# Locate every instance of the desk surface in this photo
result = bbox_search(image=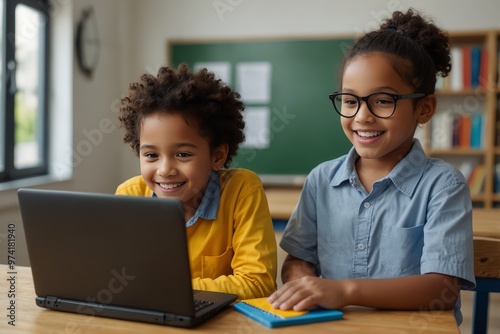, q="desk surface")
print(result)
[0,266,459,333]
[471,209,500,238]
[265,187,301,220]
[265,188,500,238]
